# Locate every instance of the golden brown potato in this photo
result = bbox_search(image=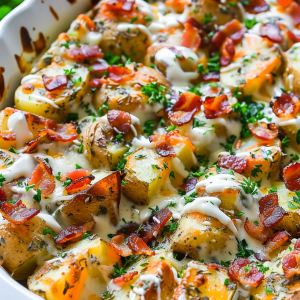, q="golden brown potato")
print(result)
[92,63,170,116]
[0,216,48,280]
[57,171,121,226]
[122,148,171,205]
[170,213,236,260]
[83,116,141,170]
[173,262,236,300]
[28,236,120,300]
